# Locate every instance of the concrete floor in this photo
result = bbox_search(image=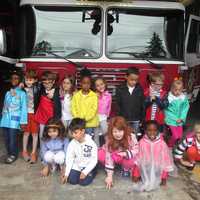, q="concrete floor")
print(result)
[1,103,200,200]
